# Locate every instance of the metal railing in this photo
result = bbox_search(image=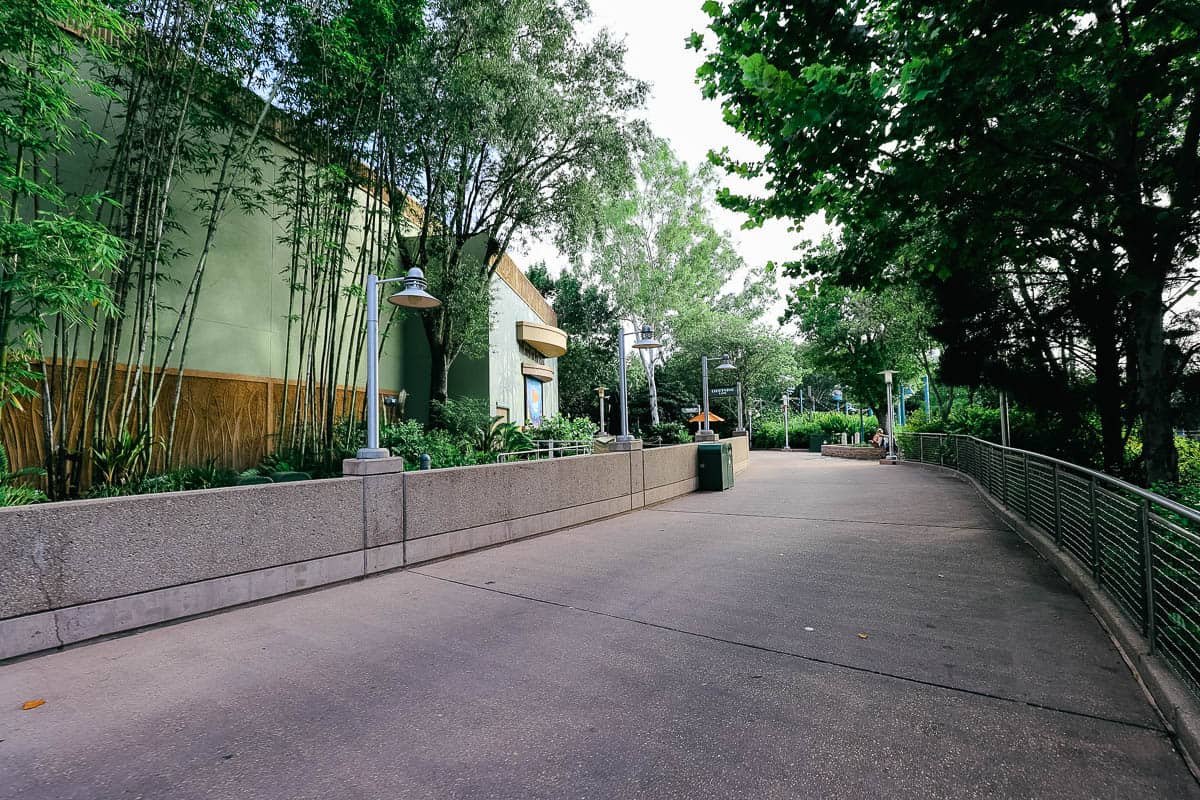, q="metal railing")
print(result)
[896,431,1200,699]
[497,439,593,463]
